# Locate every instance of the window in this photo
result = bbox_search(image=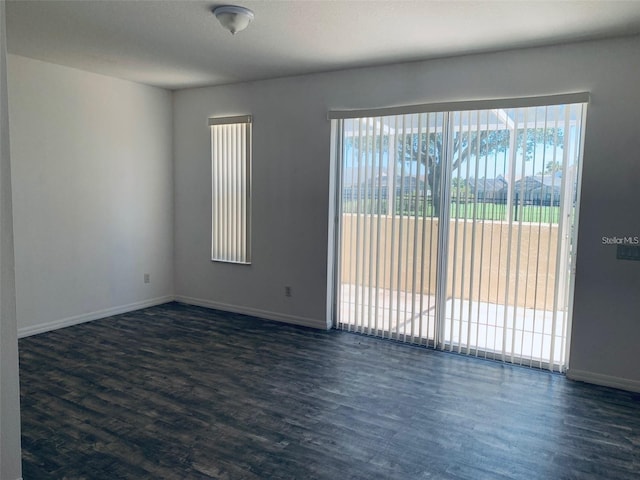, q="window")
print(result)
[209,115,252,264]
[330,94,588,372]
